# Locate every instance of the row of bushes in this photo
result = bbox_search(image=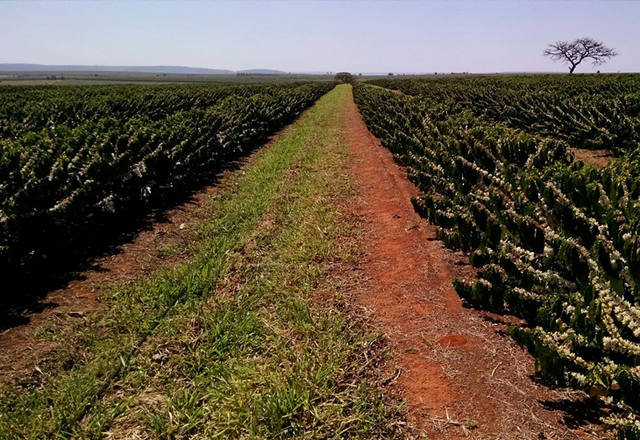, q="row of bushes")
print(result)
[0,82,334,294]
[354,80,640,439]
